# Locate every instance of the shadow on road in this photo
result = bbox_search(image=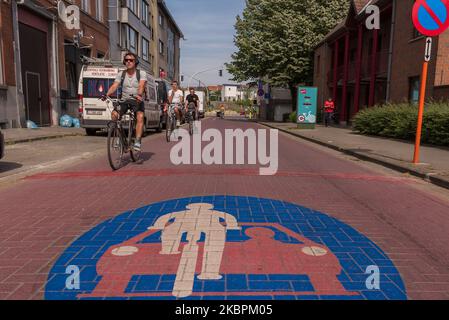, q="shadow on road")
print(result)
[123,152,155,167]
[0,161,23,174]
